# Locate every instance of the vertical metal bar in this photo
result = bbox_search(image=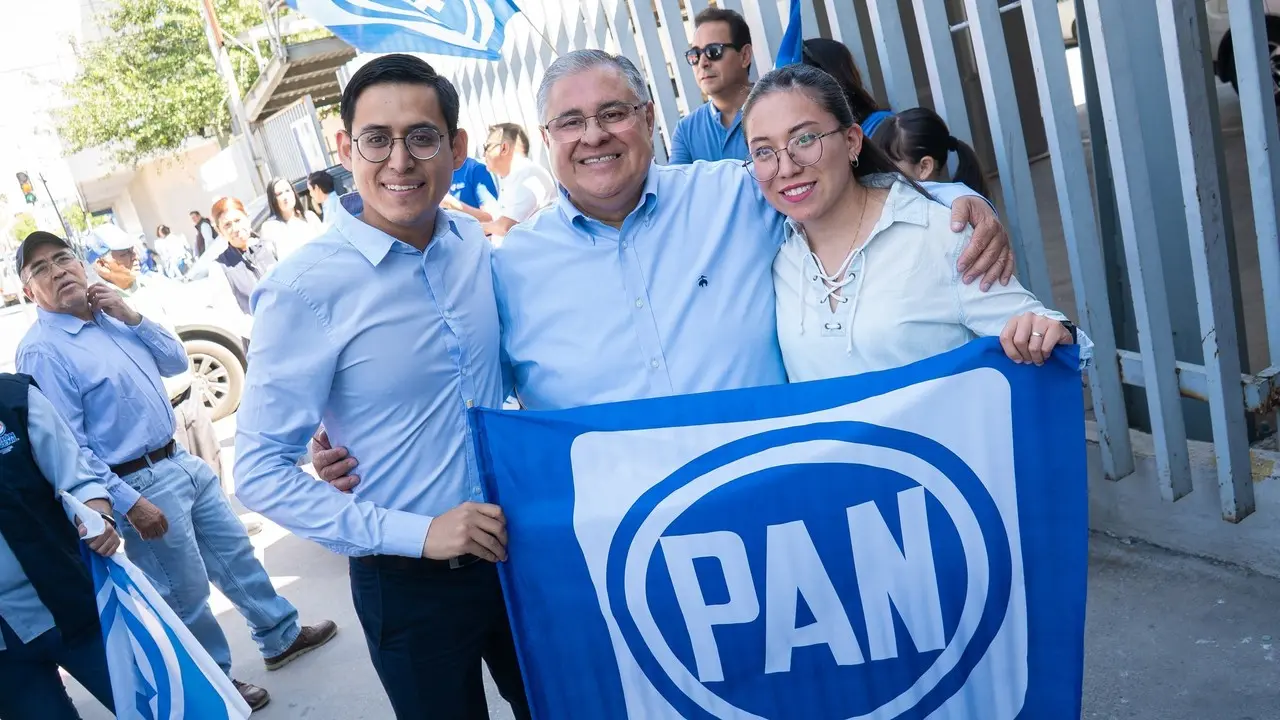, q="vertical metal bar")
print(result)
[1022,0,1134,481]
[823,0,875,96]
[740,0,785,70]
[800,0,820,38]
[912,0,973,145]
[1080,0,1193,502]
[1228,0,1280,362]
[654,0,702,113]
[617,0,683,151]
[1158,0,1253,521]
[961,0,1054,302]
[865,0,920,110]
